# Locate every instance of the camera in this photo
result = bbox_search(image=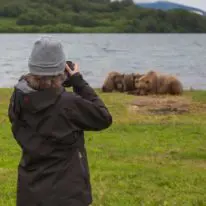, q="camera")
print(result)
[66,61,75,71]
[62,60,75,87]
